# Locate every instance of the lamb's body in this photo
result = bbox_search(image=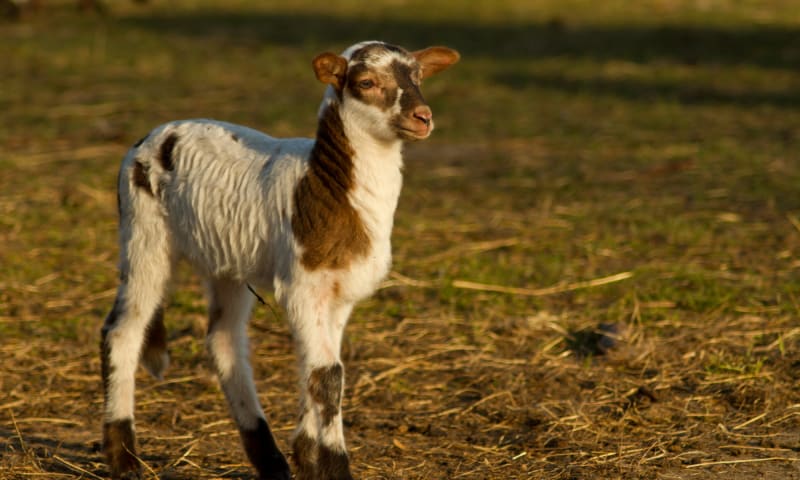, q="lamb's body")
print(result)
[100,41,458,480]
[123,119,398,299]
[130,120,311,283]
